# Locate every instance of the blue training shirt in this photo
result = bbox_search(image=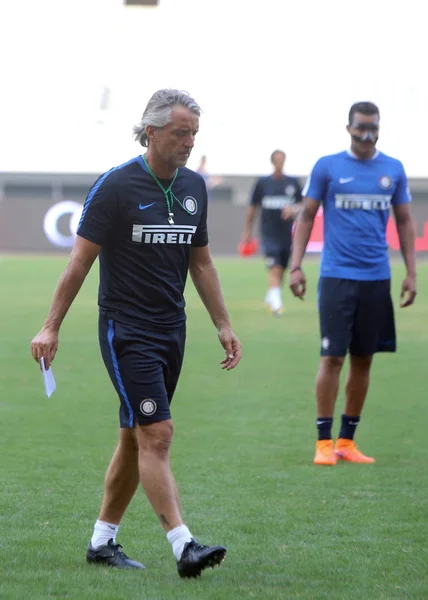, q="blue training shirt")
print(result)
[302,150,411,281]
